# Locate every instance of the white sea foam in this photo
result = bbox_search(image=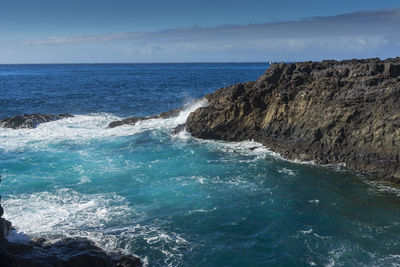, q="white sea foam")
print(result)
[364,180,400,197]
[188,207,217,214]
[174,134,279,160]
[173,131,333,166]
[3,189,135,254]
[0,99,207,152]
[2,189,132,236]
[278,167,297,176]
[301,228,313,234]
